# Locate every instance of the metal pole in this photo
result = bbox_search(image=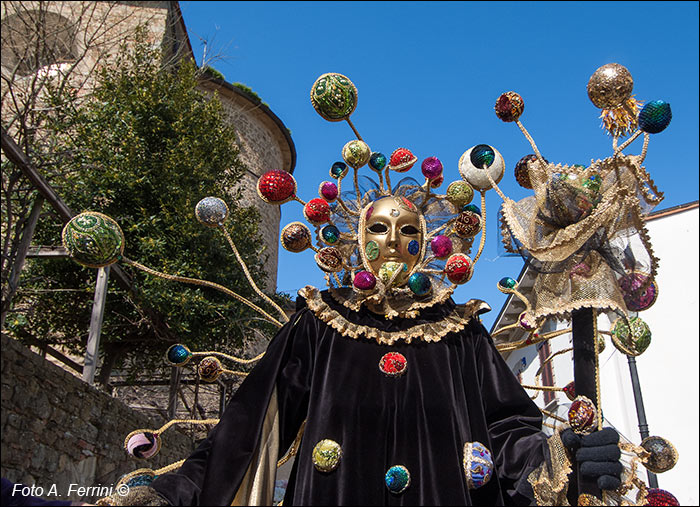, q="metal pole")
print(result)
[627,354,659,488]
[571,307,602,502]
[82,266,110,384]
